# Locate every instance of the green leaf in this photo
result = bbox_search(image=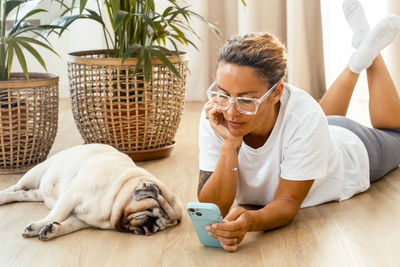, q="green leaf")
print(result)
[162,6,173,17]
[172,5,192,22]
[9,9,47,35]
[54,14,81,35]
[114,10,129,30]
[13,37,59,57]
[110,0,120,14]
[169,34,184,45]
[170,24,185,39]
[143,48,152,82]
[150,45,177,56]
[13,43,29,80]
[6,44,14,79]
[134,47,144,75]
[122,43,142,63]
[167,37,180,54]
[85,9,104,24]
[13,28,53,46]
[11,24,60,41]
[133,13,156,31]
[151,49,182,79]
[161,35,166,46]
[79,0,88,14]
[47,0,221,65]
[5,0,26,18]
[16,40,48,72]
[154,21,163,33]
[187,10,220,35]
